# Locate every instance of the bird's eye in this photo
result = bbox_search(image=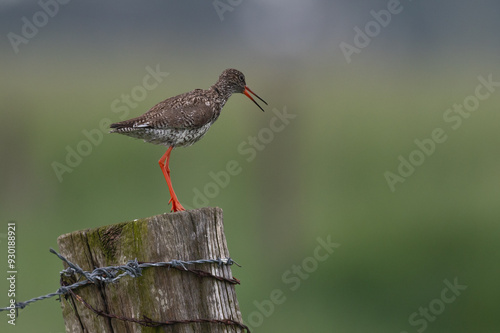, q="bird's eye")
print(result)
[239,75,245,82]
